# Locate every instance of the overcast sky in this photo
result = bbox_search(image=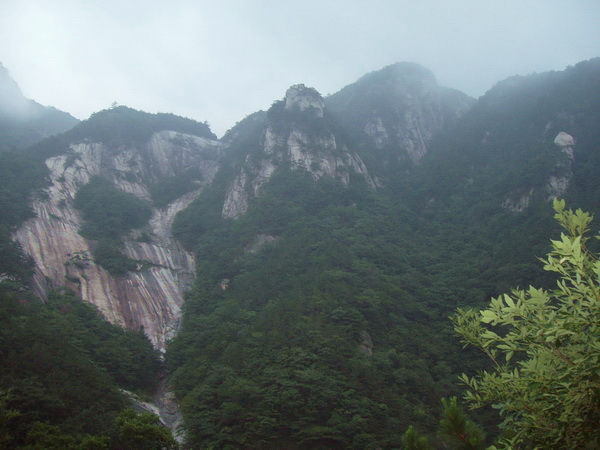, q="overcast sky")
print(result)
[1,0,599,137]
